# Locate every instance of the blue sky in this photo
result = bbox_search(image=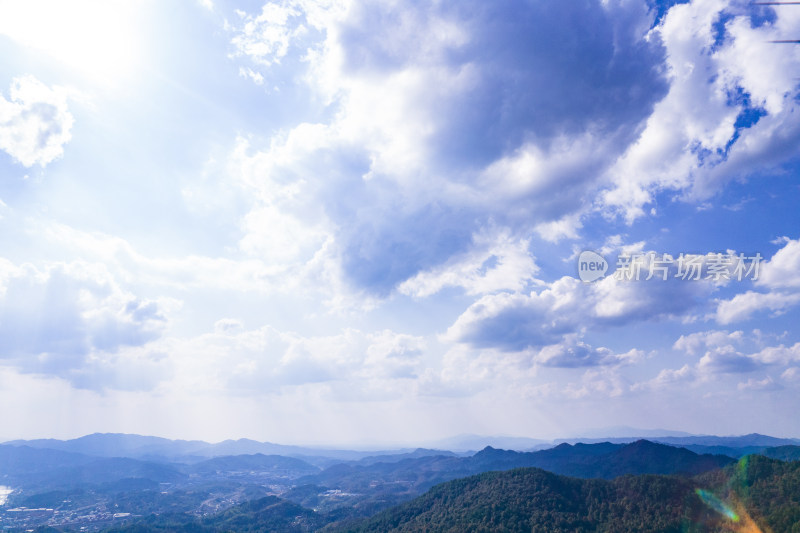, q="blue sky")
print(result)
[0,0,799,446]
